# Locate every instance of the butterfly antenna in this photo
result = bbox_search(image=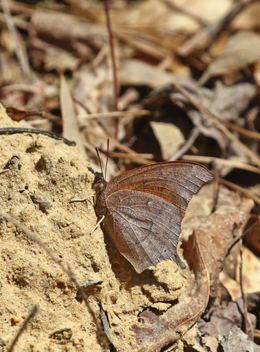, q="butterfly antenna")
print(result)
[104,139,109,181]
[95,148,104,179]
